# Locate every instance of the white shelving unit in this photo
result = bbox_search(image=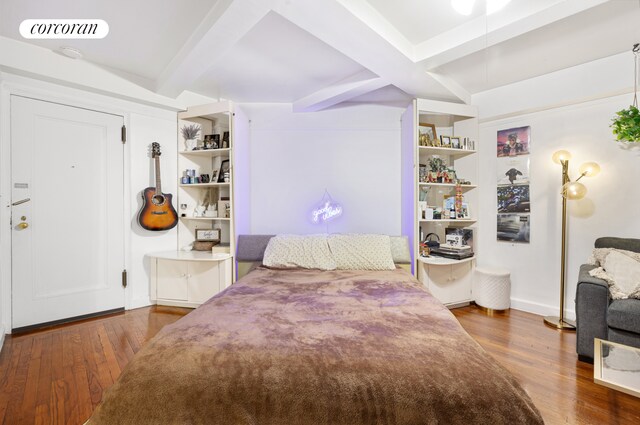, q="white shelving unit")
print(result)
[148,101,250,307]
[401,99,479,307]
